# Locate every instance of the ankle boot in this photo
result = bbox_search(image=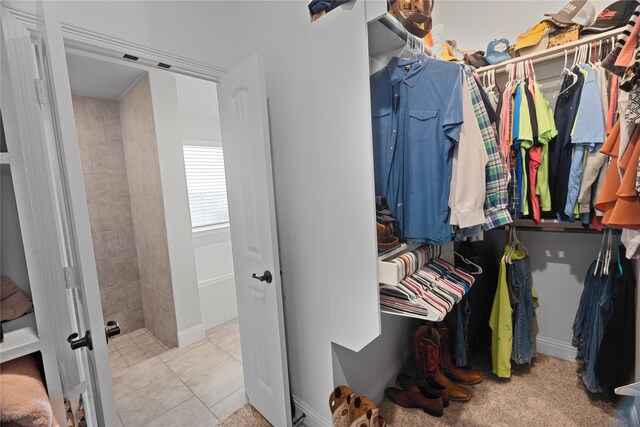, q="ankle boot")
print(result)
[330,386,355,427]
[348,396,385,427]
[435,327,482,385]
[413,325,471,401]
[396,373,450,407]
